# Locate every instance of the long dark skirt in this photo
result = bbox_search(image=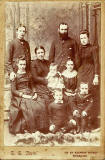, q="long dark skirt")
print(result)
[9,96,49,134]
